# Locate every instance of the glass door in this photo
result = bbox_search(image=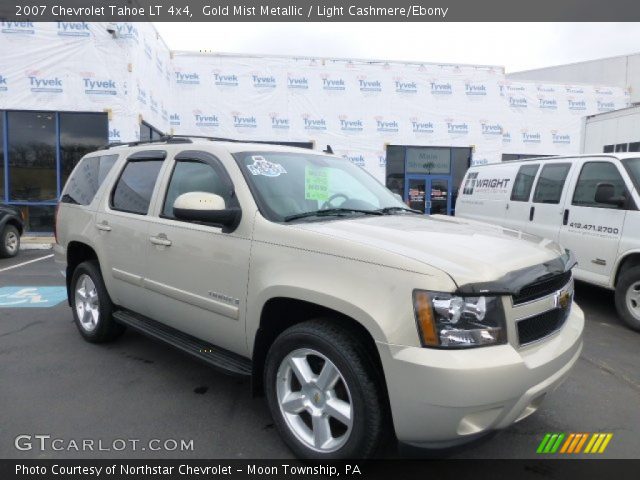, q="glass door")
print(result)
[427,176,451,215]
[405,175,451,215]
[405,176,427,213]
